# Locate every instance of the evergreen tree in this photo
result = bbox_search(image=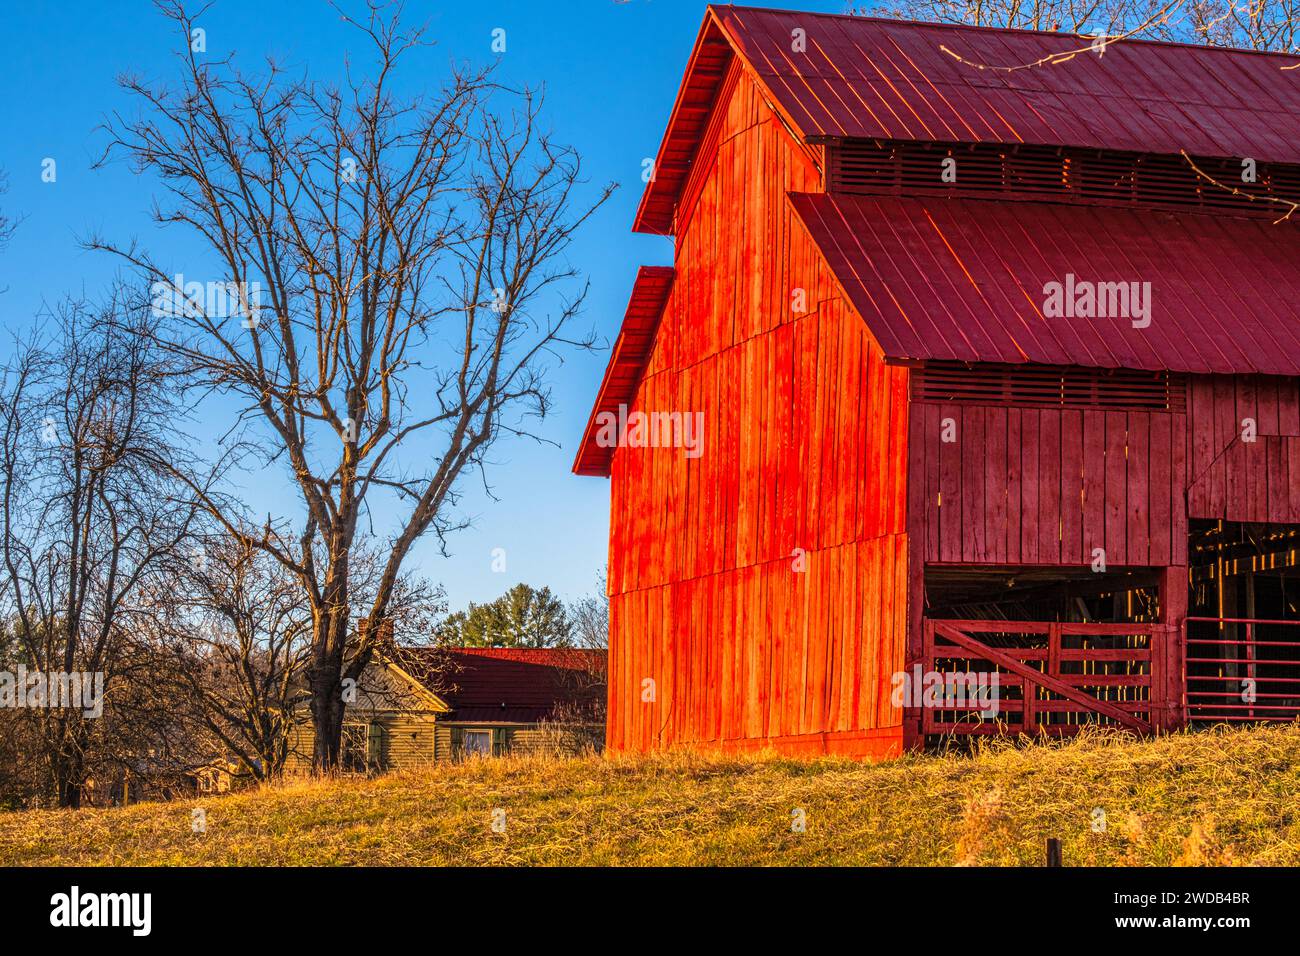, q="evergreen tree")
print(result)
[438,584,572,648]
